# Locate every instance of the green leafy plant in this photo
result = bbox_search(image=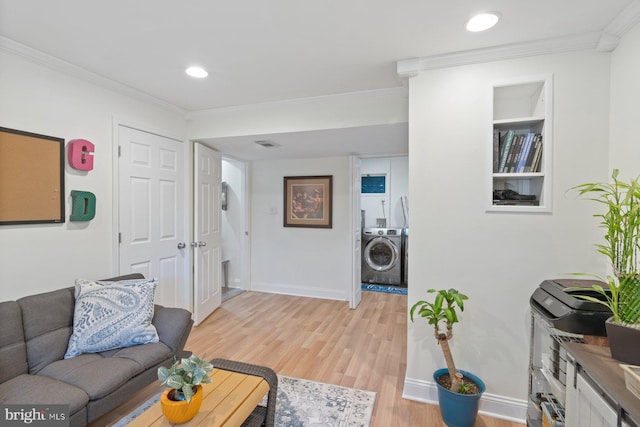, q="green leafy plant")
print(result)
[458,380,473,394]
[571,169,640,324]
[568,274,639,324]
[410,288,468,392]
[158,354,213,403]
